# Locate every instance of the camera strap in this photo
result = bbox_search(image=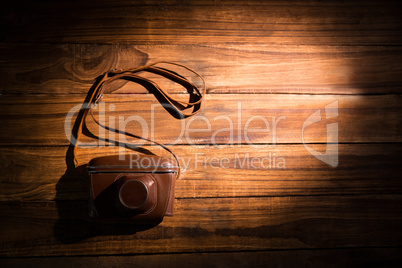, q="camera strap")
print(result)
[73,62,206,179]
